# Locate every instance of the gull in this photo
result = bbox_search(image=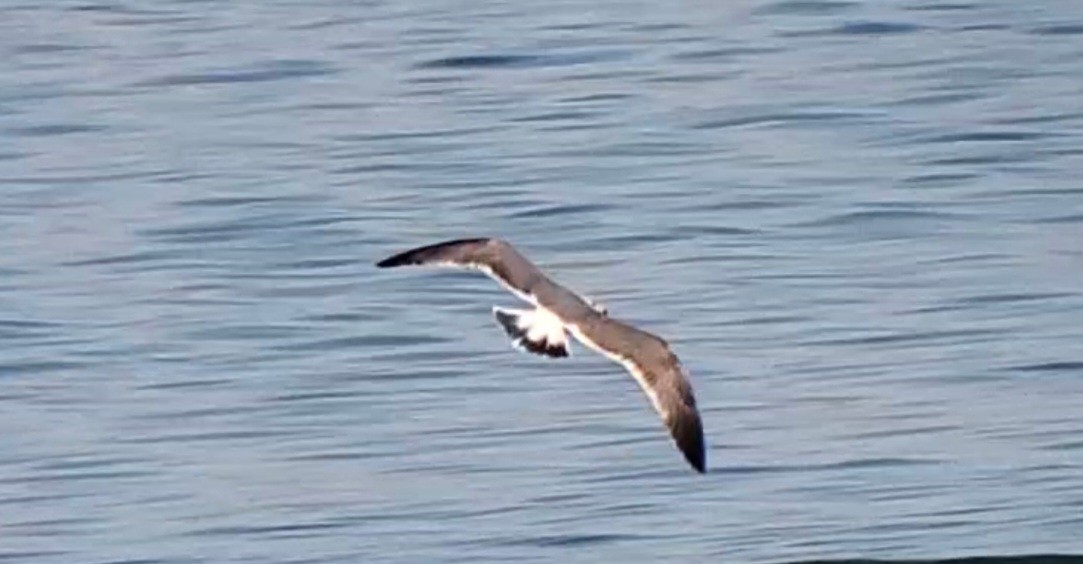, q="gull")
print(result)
[376,238,706,473]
